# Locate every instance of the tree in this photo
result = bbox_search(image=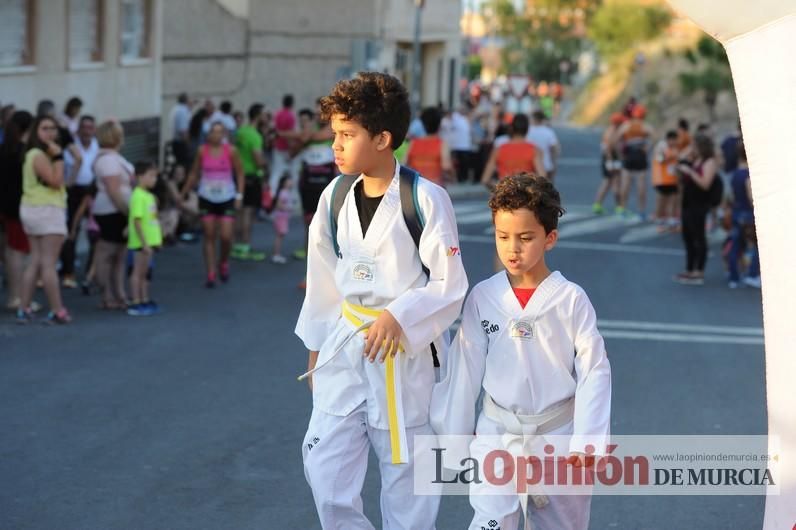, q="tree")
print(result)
[483,0,601,81]
[466,54,483,81]
[678,35,733,121]
[588,2,672,59]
